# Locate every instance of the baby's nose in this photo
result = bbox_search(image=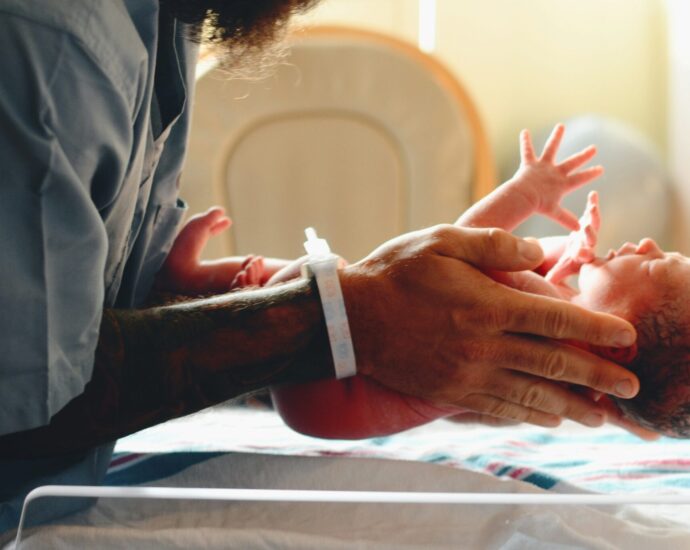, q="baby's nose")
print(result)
[636,238,663,256]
